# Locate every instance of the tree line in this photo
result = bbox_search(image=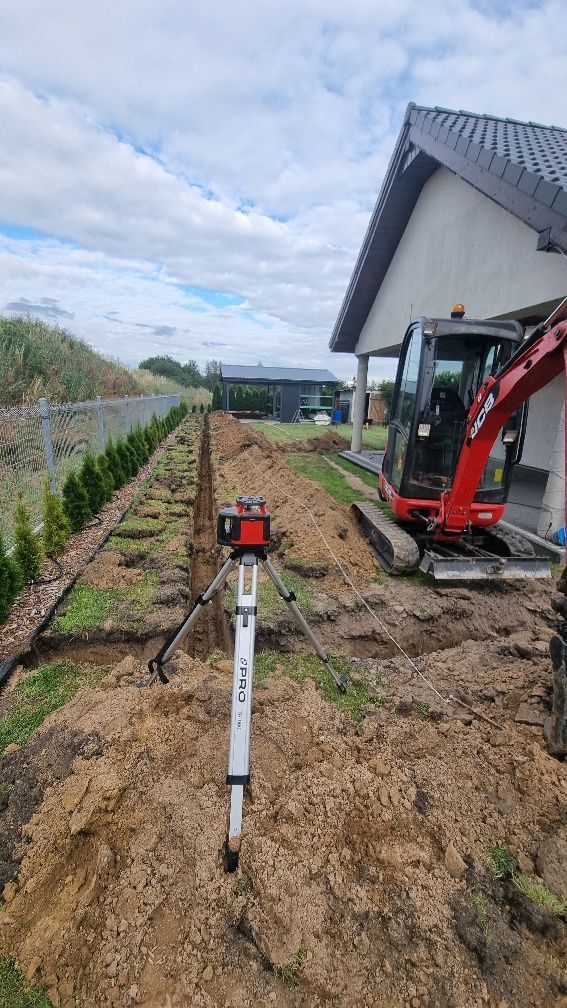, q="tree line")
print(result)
[139,355,221,391]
